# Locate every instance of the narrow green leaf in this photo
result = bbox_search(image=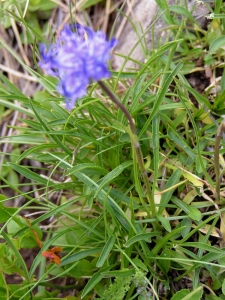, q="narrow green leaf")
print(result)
[124,232,160,248]
[65,163,107,177]
[96,236,116,268]
[94,161,133,198]
[200,251,225,263]
[132,258,148,271]
[111,71,138,79]
[168,130,195,160]
[178,242,222,254]
[102,268,135,277]
[81,265,113,298]
[60,248,101,266]
[73,172,135,232]
[152,226,185,255]
[131,71,161,113]
[188,206,202,221]
[222,278,225,295]
[209,35,225,52]
[0,134,46,144]
[172,197,202,221]
[29,99,72,156]
[136,40,183,81]
[152,114,160,196]
[170,6,196,22]
[0,73,25,97]
[139,62,183,137]
[8,162,53,185]
[181,218,192,238]
[0,99,34,116]
[156,214,171,232]
[158,169,182,215]
[159,248,171,273]
[16,144,58,162]
[183,84,211,109]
